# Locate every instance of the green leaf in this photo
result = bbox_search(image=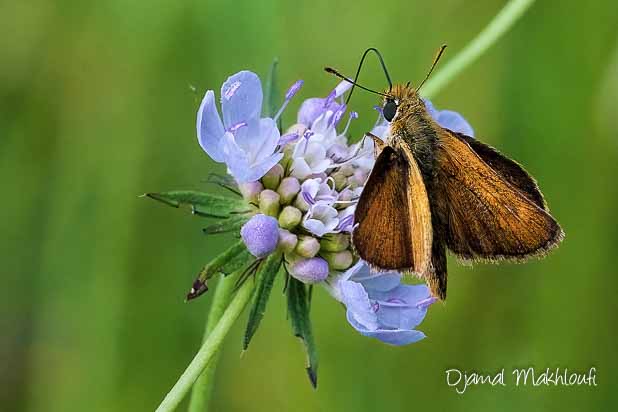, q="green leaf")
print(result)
[187,240,248,300]
[205,173,241,196]
[262,58,279,118]
[144,190,249,218]
[219,248,252,276]
[202,214,249,235]
[287,277,318,388]
[243,252,282,350]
